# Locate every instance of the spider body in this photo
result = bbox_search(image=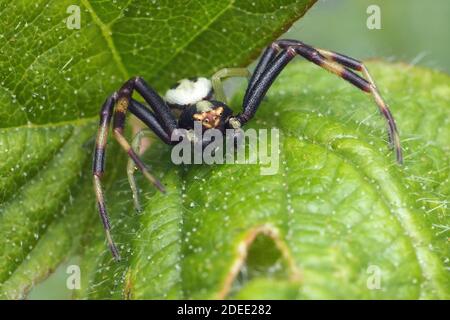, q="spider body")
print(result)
[163,78,233,133]
[93,39,403,261]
